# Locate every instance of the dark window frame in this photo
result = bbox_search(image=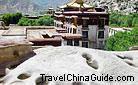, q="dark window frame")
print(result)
[82,42,88,48]
[74,40,79,46]
[82,31,88,38]
[73,29,76,34]
[82,19,88,27]
[98,31,104,39]
[98,19,105,29]
[90,19,98,25]
[67,40,73,46]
